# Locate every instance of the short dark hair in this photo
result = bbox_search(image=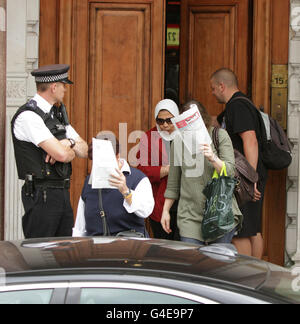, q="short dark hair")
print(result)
[36,82,51,92]
[210,68,238,88]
